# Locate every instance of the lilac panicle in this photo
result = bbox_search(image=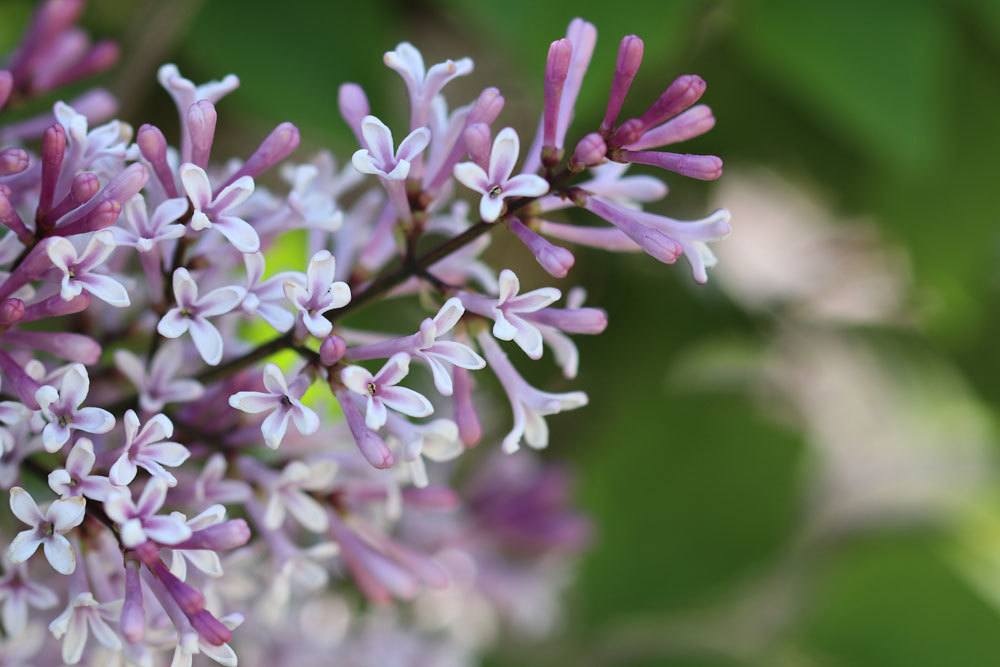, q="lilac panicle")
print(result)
[0,10,731,665]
